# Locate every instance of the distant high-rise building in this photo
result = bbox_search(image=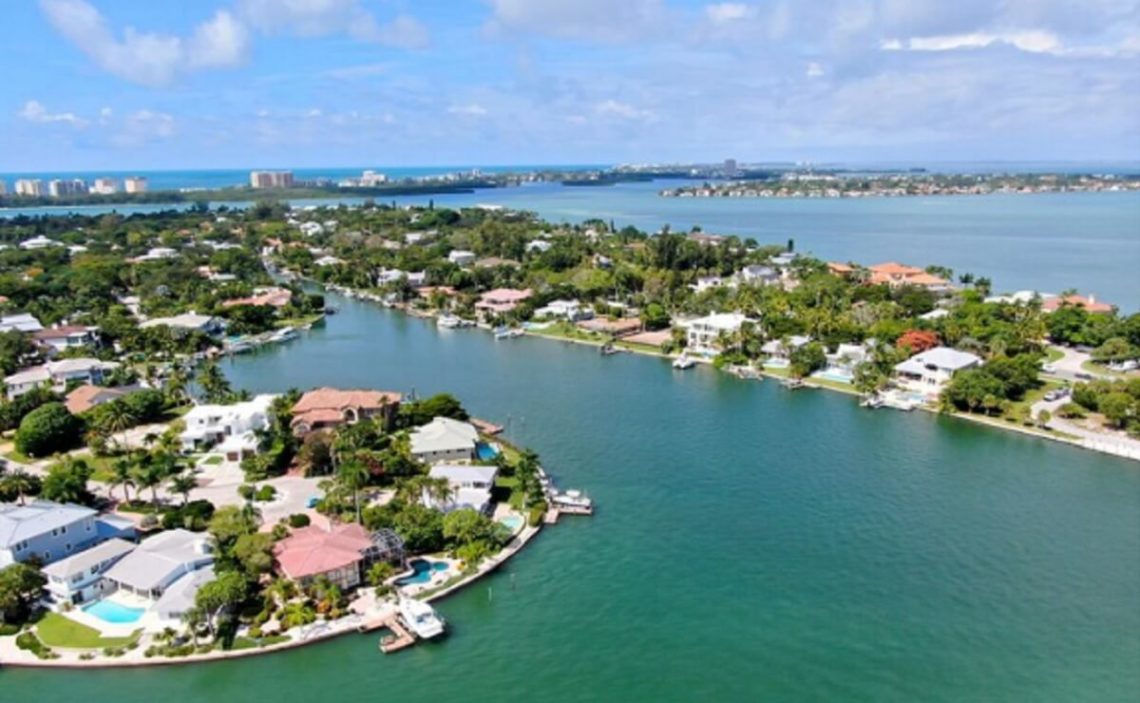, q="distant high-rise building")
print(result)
[249,170,294,189]
[91,177,119,195]
[124,176,148,193]
[48,178,87,197]
[724,158,738,176]
[0,180,7,195]
[15,179,45,197]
